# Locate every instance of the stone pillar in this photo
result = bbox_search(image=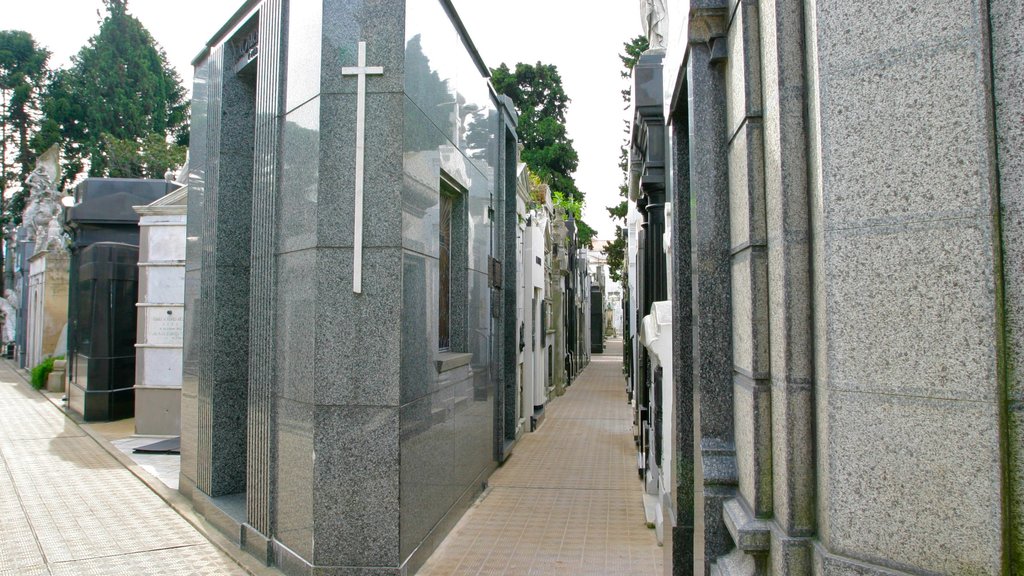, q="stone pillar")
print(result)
[686,6,735,573]
[666,98,695,574]
[244,0,286,558]
[25,250,69,369]
[759,0,816,571]
[186,33,255,500]
[716,0,774,571]
[134,189,188,436]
